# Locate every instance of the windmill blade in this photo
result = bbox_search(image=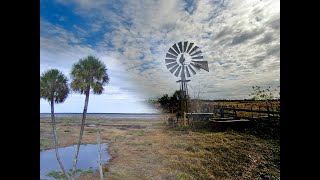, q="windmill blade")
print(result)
[191,56,204,60]
[190,63,201,71]
[191,50,202,57]
[183,41,188,53]
[169,64,179,73]
[172,44,180,54]
[178,42,183,53]
[168,48,178,56]
[166,62,177,69]
[186,42,194,53]
[166,53,177,59]
[192,61,209,72]
[188,64,197,75]
[185,66,191,77]
[174,66,182,77]
[189,46,199,55]
[165,59,176,64]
